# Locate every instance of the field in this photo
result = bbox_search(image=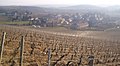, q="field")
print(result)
[0,21,30,25]
[0,25,120,66]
